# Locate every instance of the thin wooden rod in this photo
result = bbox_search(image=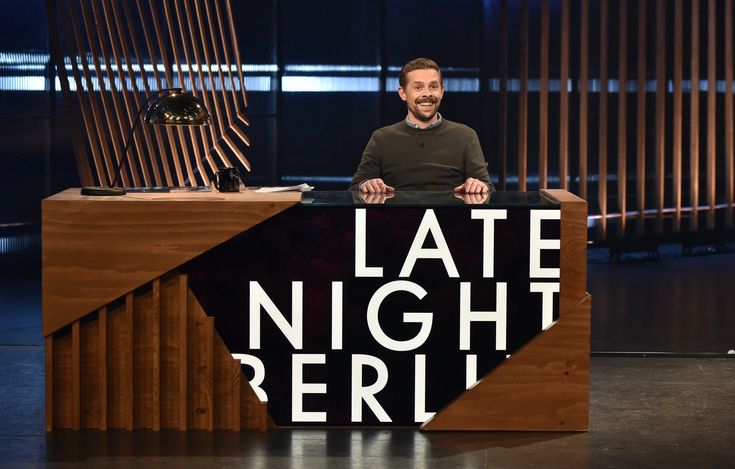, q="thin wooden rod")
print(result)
[690,0,701,231]
[498,0,509,190]
[579,0,589,200]
[559,0,570,190]
[655,0,666,234]
[618,0,628,236]
[518,0,529,191]
[98,307,108,430]
[539,0,549,189]
[72,321,80,430]
[636,0,647,236]
[673,0,684,232]
[707,0,717,229]
[599,0,609,237]
[225,0,249,108]
[726,0,734,227]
